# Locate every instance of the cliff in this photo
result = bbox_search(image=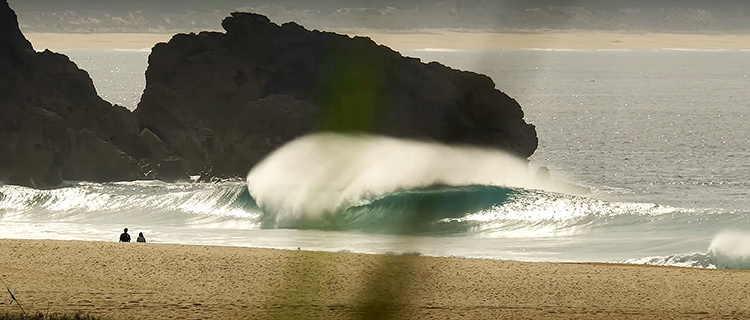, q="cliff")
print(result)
[0,0,185,187]
[135,12,538,178]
